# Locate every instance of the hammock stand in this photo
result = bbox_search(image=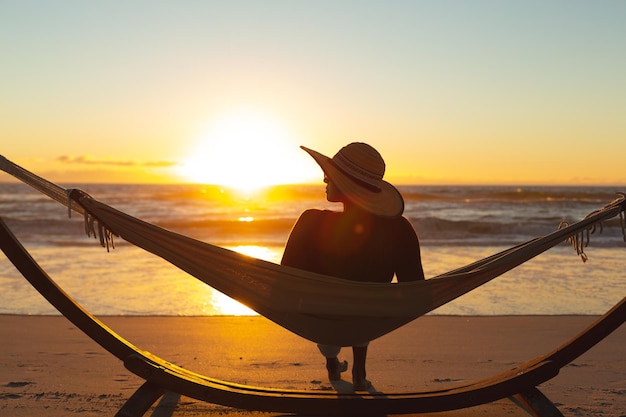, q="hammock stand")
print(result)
[1,220,624,416]
[1,155,625,416]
